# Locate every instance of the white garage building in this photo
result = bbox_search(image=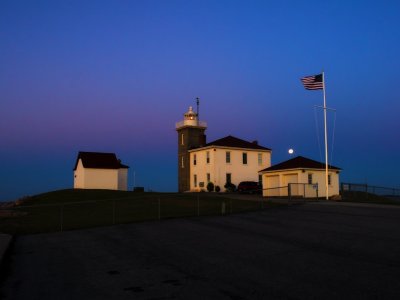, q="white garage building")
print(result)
[259,156,341,198]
